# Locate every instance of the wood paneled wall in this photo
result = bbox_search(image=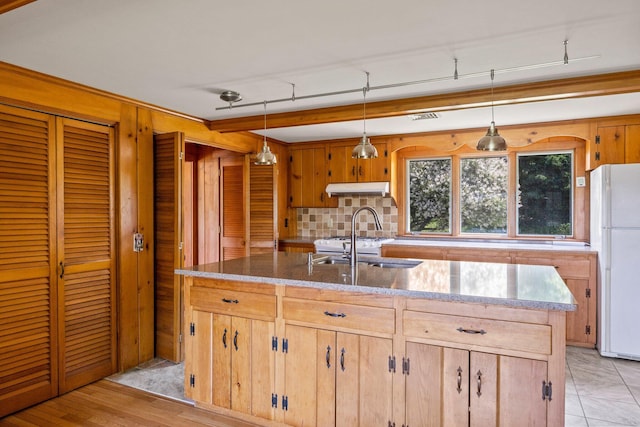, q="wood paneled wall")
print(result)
[0,61,264,372]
